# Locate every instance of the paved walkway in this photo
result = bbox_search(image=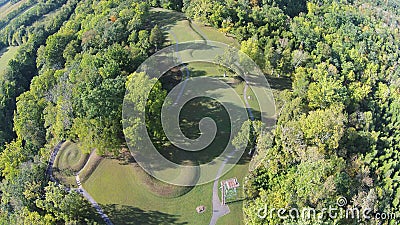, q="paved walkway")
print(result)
[46,141,65,182]
[75,151,113,225]
[170,23,256,225]
[46,142,113,225]
[209,84,255,225]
